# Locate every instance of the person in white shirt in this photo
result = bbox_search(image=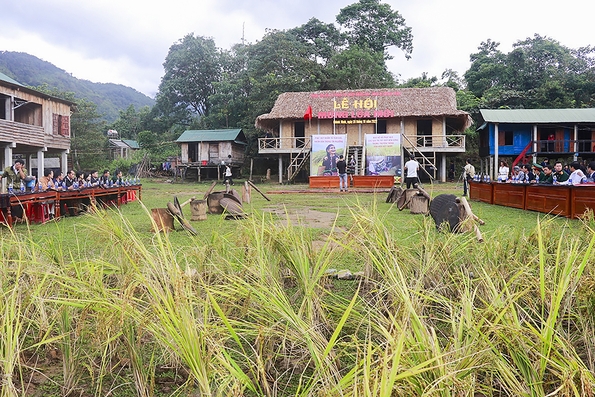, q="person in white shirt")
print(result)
[463,159,475,196]
[498,160,509,182]
[558,161,587,185]
[403,155,420,189]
